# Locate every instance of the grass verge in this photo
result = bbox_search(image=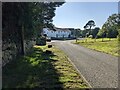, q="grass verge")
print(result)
[3,45,89,89]
[74,38,119,56]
